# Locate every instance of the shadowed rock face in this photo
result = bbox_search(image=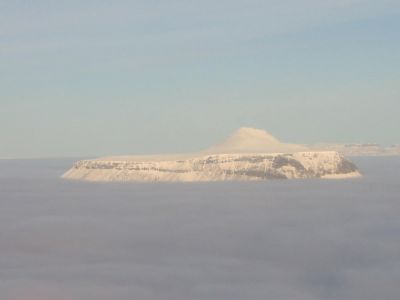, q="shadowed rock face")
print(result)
[63,152,360,182]
[337,159,358,174]
[272,156,307,171]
